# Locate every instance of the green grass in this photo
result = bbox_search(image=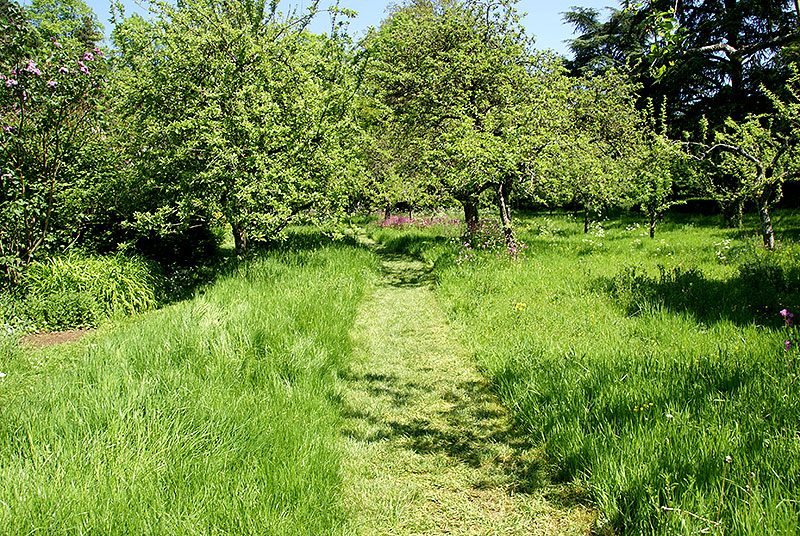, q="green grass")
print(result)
[340,240,596,535]
[369,210,800,535]
[0,236,379,535]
